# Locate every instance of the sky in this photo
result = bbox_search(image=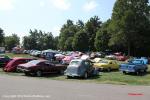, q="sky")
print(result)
[0,0,116,40]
